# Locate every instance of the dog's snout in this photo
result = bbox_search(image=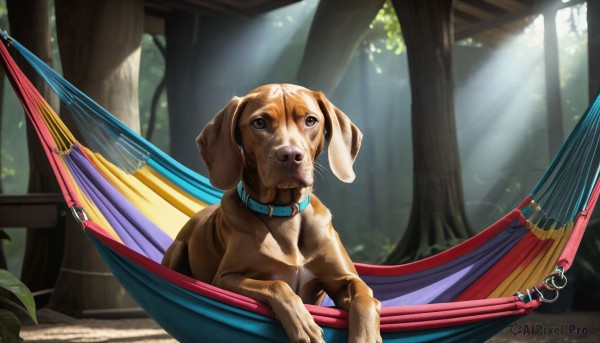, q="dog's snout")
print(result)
[276,146,304,169]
